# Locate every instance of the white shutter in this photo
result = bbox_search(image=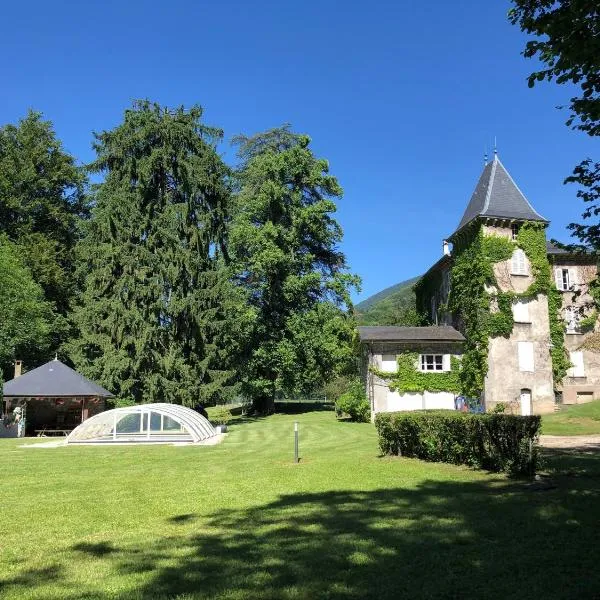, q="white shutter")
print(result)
[569,351,585,377]
[512,300,530,323]
[381,354,397,373]
[518,341,534,372]
[512,249,527,275]
[569,268,578,287]
[442,354,451,372]
[555,268,563,290]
